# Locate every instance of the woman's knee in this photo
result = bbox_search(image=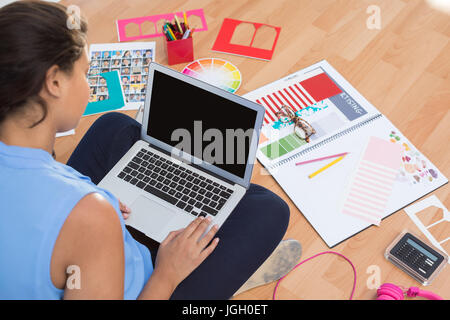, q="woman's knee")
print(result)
[249,185,290,237]
[90,112,141,140]
[263,190,290,234]
[92,112,138,130]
